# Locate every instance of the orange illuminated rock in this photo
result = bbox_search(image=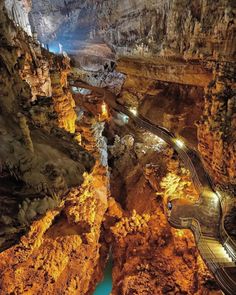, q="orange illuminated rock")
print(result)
[0,120,109,295]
